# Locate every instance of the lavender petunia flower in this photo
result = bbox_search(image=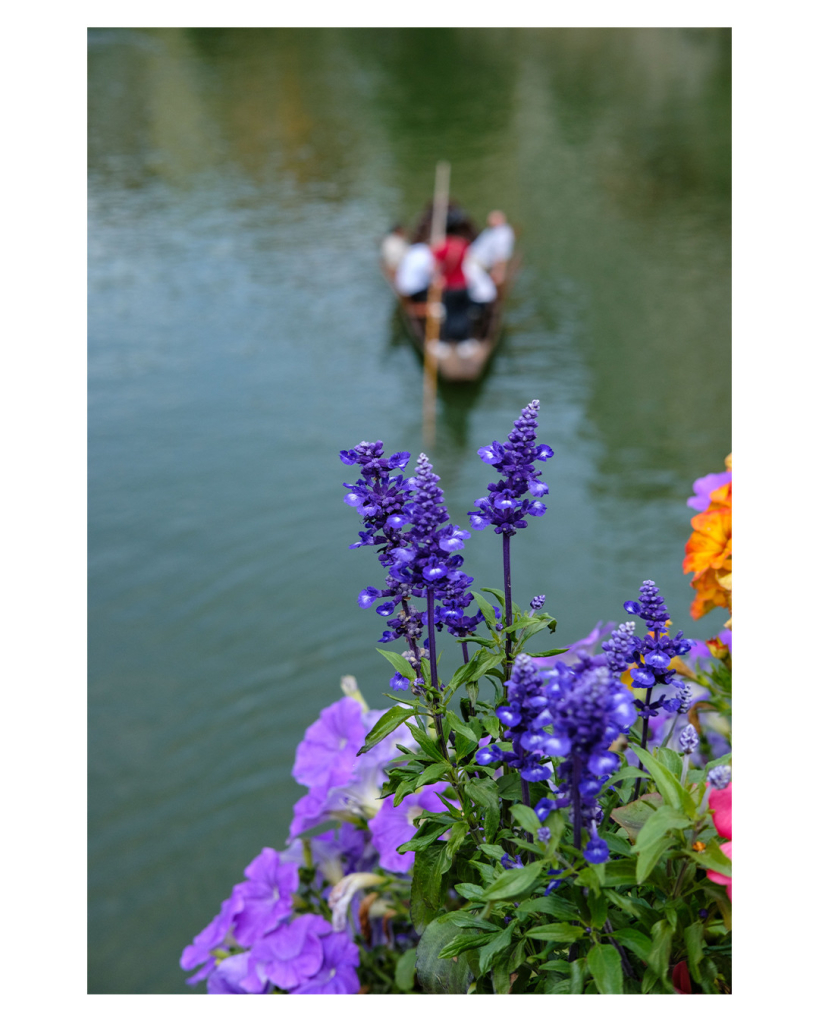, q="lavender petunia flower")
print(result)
[291,931,361,995]
[288,788,331,842]
[247,913,331,991]
[370,782,450,873]
[206,953,268,994]
[687,469,732,512]
[288,704,413,842]
[532,621,617,670]
[232,848,299,946]
[292,697,368,792]
[180,889,244,984]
